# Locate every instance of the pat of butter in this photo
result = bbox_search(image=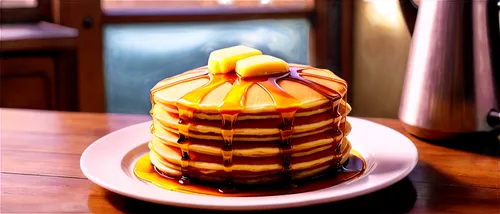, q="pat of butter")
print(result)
[208,45,262,74]
[236,55,289,78]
